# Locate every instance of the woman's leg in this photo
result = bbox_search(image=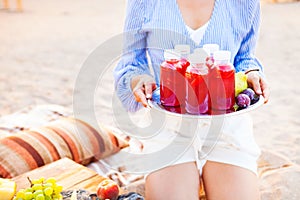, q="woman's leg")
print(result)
[202,161,260,200]
[145,162,200,200]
